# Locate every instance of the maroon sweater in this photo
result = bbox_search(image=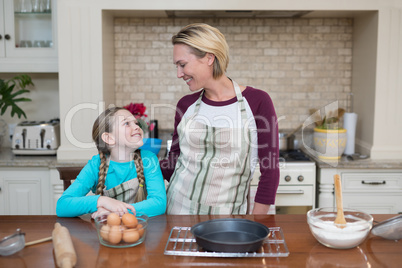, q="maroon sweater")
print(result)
[160,86,280,205]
